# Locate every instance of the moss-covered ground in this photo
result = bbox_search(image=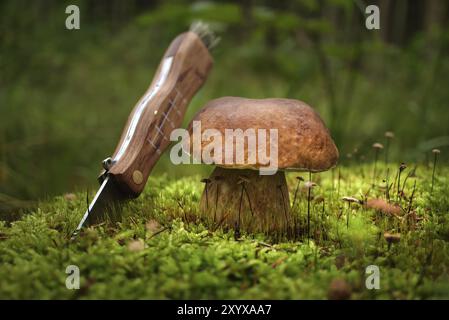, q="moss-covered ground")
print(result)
[1,163,448,299]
